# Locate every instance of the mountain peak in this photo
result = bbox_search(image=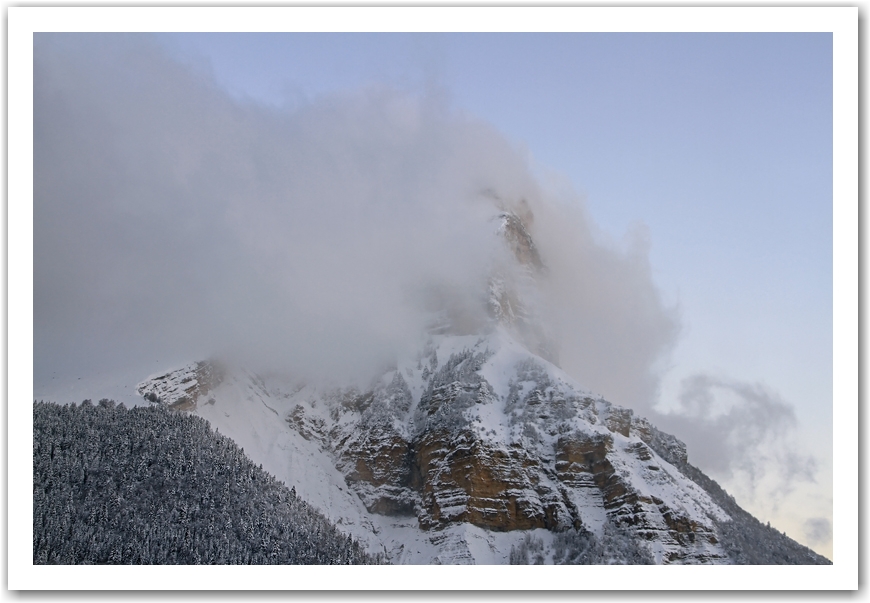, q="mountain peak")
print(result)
[496,209,545,273]
[488,201,557,364]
